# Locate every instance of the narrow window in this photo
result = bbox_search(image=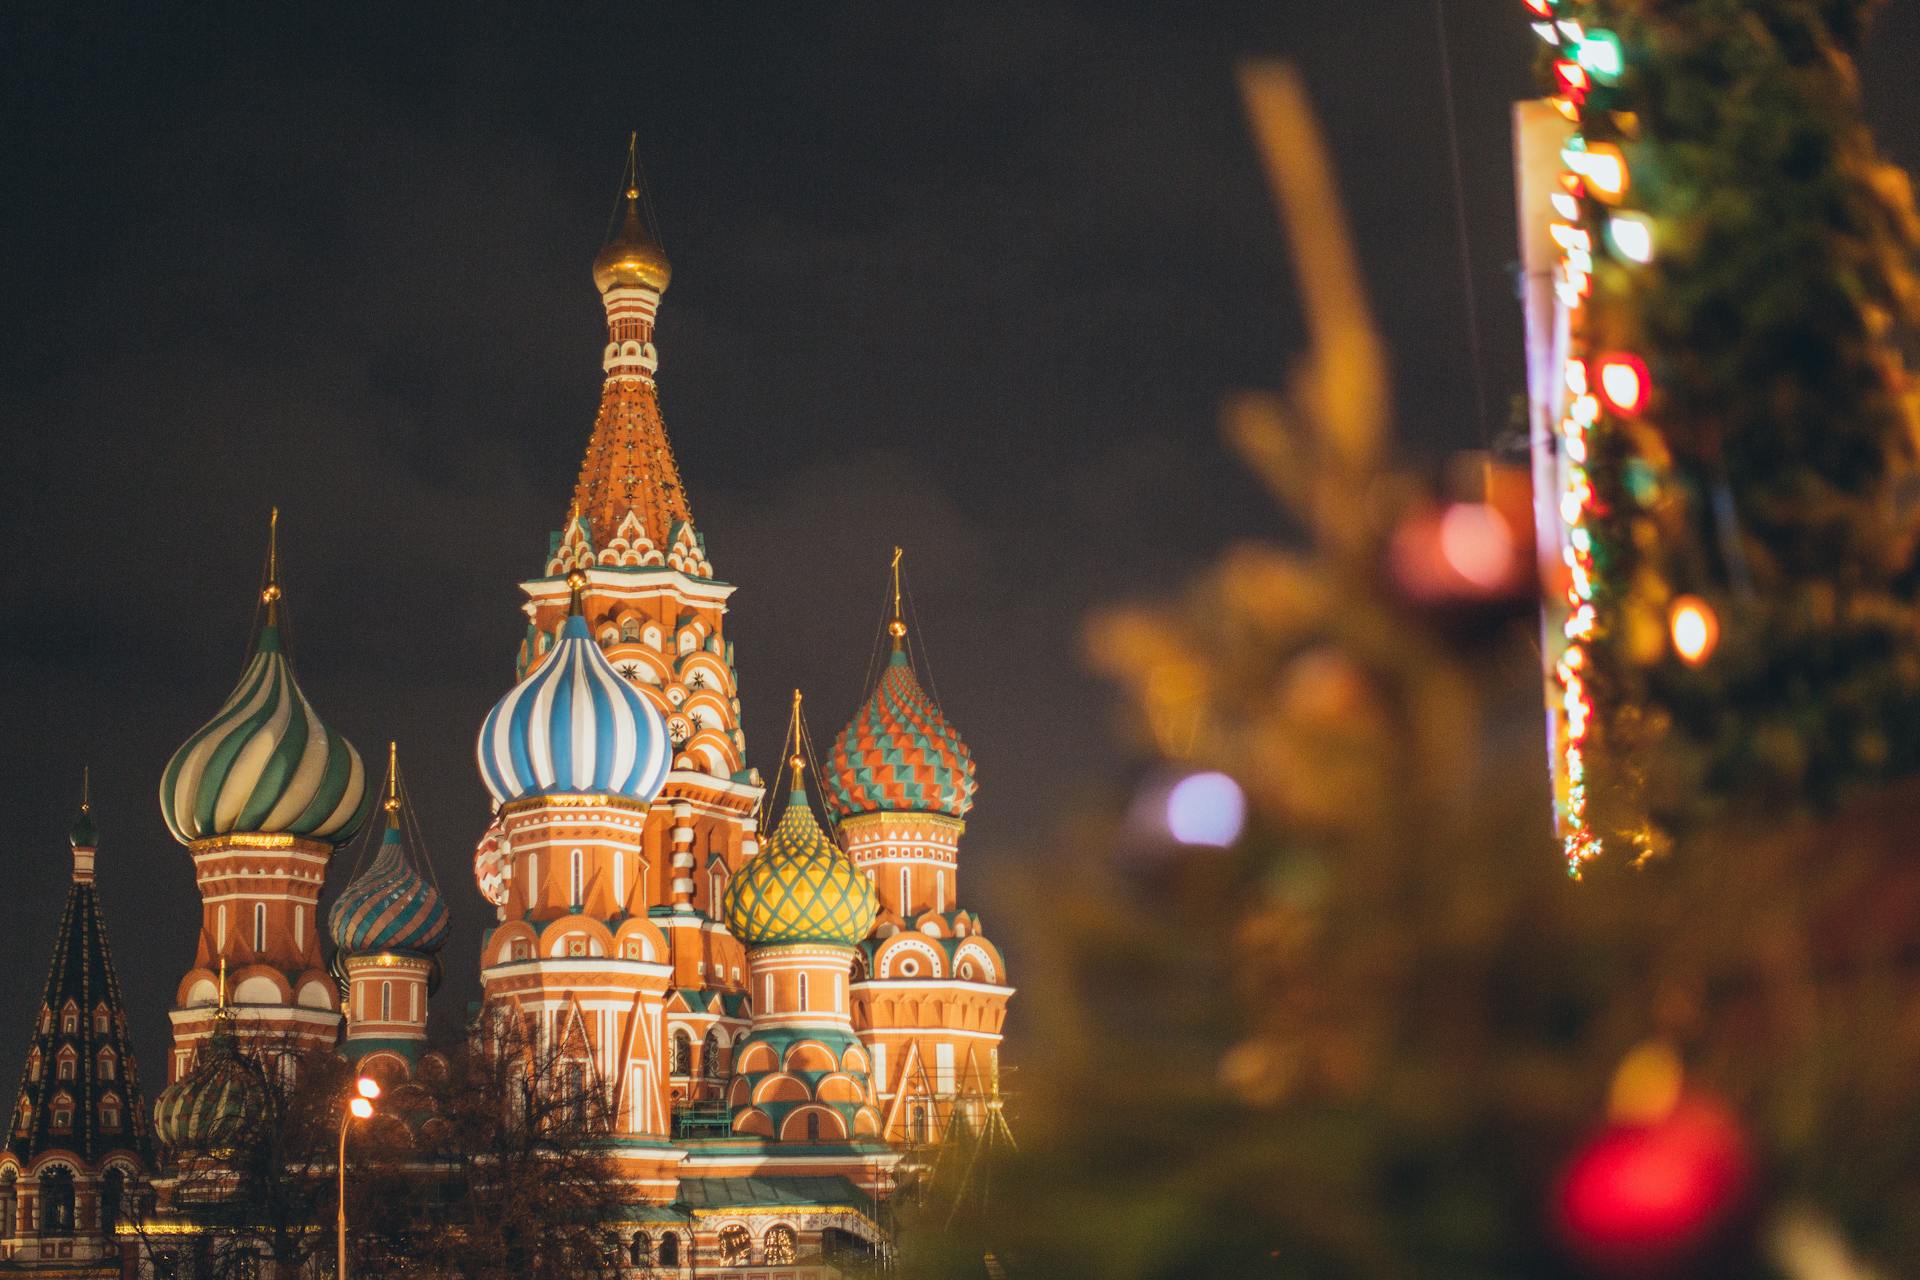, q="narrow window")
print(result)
[253,902,267,953]
[380,982,392,1021]
[218,904,228,949]
[570,850,584,907]
[834,972,844,1013]
[899,868,911,915]
[763,973,774,1014]
[937,870,947,914]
